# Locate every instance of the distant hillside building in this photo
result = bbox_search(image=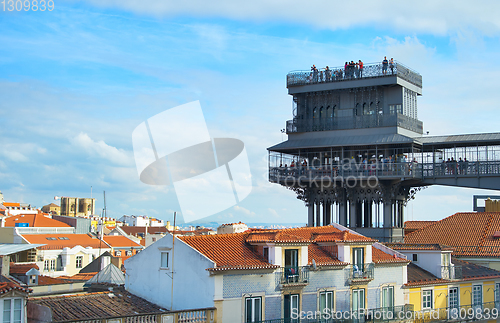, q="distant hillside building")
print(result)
[41,203,60,215]
[60,197,95,217]
[119,215,164,227]
[217,222,248,234]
